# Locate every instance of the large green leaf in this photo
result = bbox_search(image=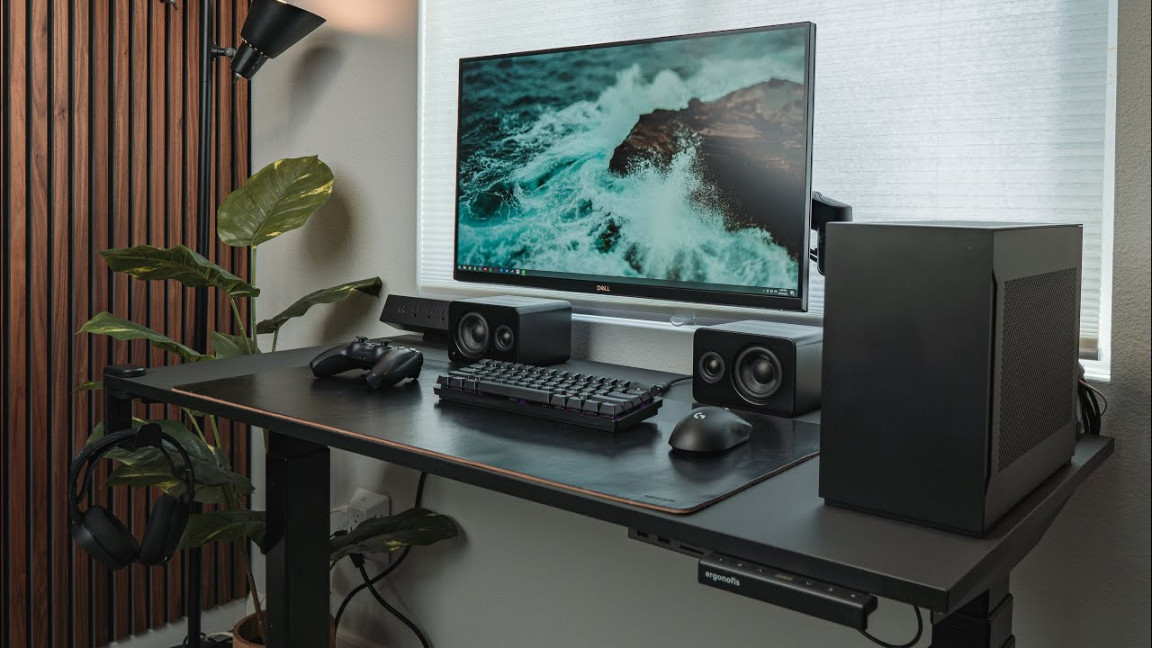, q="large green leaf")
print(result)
[217,156,334,248]
[106,453,253,504]
[179,510,267,552]
[255,277,383,335]
[330,508,457,563]
[149,418,216,463]
[211,331,261,358]
[86,419,212,462]
[100,245,259,297]
[91,418,253,504]
[78,312,211,363]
